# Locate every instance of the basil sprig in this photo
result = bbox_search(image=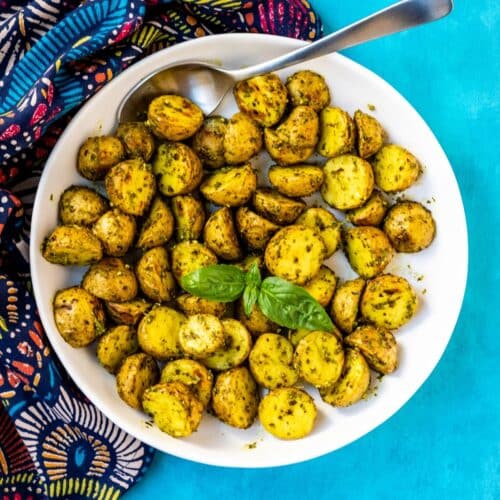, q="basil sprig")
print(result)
[181,264,334,332]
